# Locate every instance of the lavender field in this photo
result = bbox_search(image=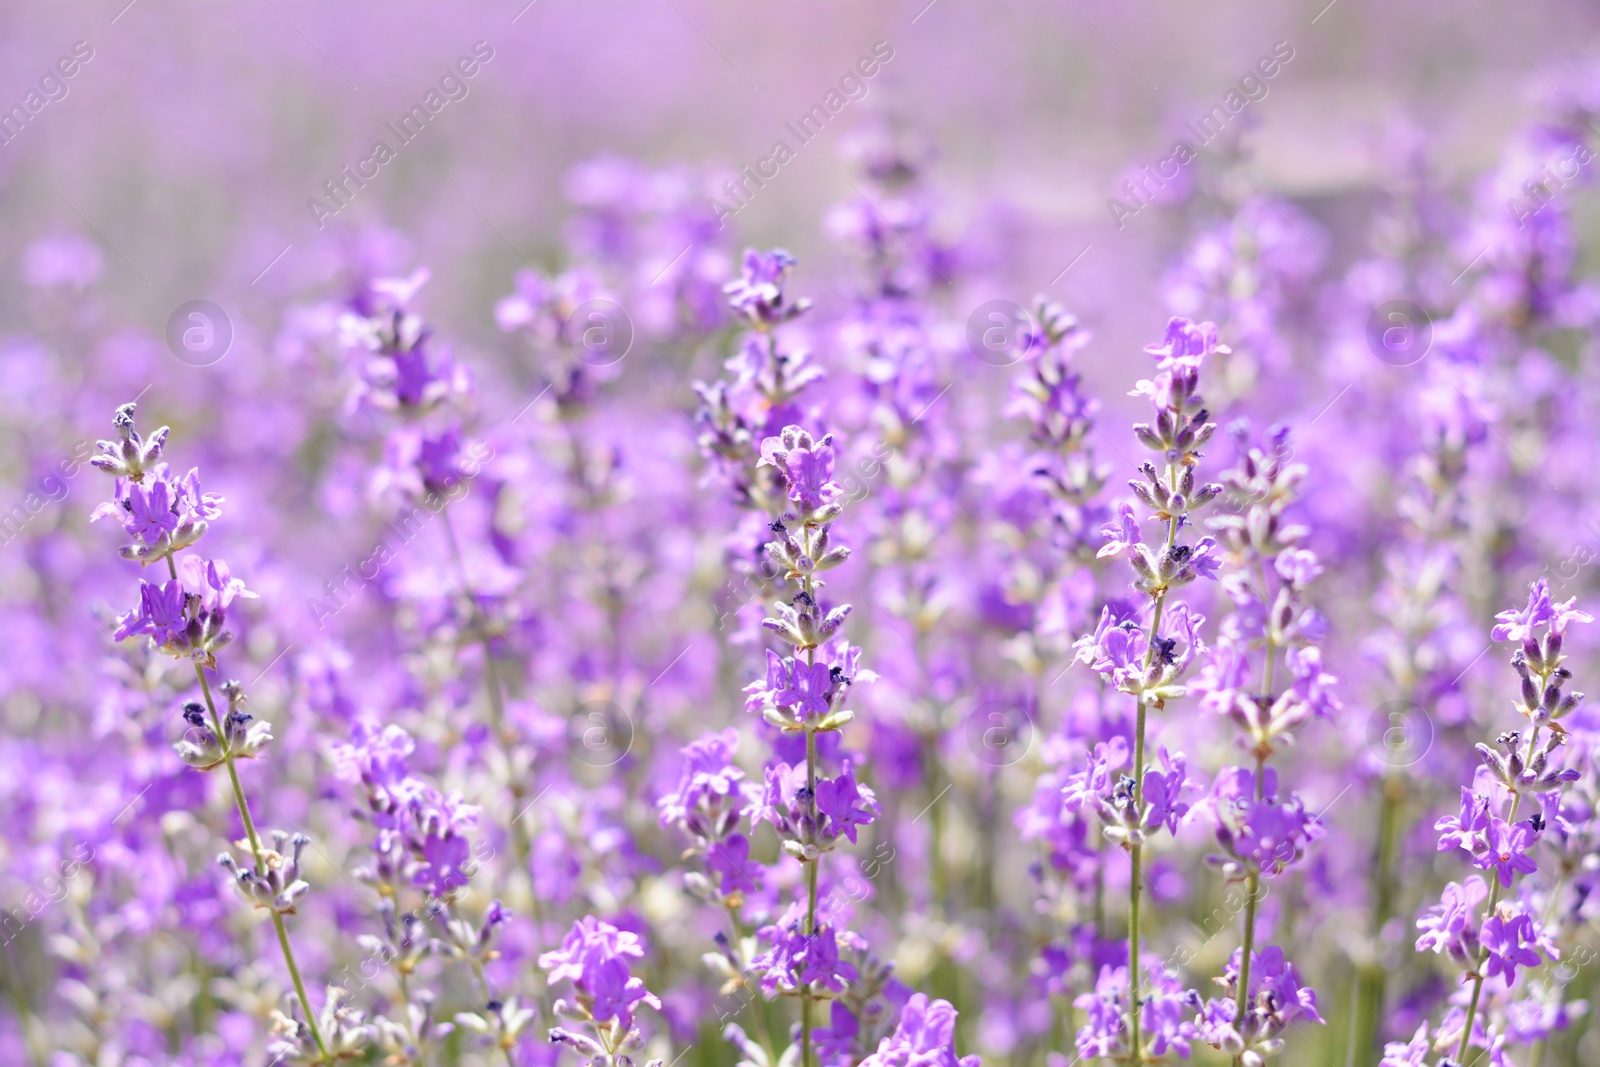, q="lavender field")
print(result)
[6,2,1600,1066]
